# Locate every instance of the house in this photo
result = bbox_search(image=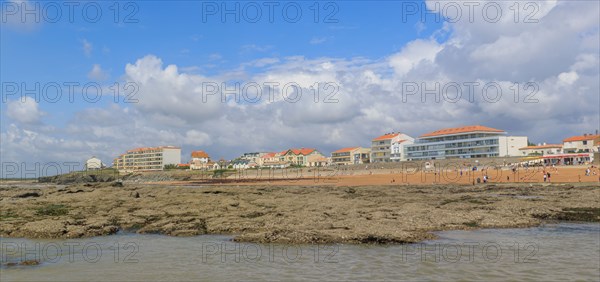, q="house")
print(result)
[231,159,252,170]
[519,144,563,156]
[331,147,371,166]
[190,150,212,170]
[563,134,600,153]
[236,152,268,168]
[371,132,414,162]
[260,152,288,168]
[85,156,104,170]
[404,125,528,160]
[279,148,326,167]
[306,153,329,167]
